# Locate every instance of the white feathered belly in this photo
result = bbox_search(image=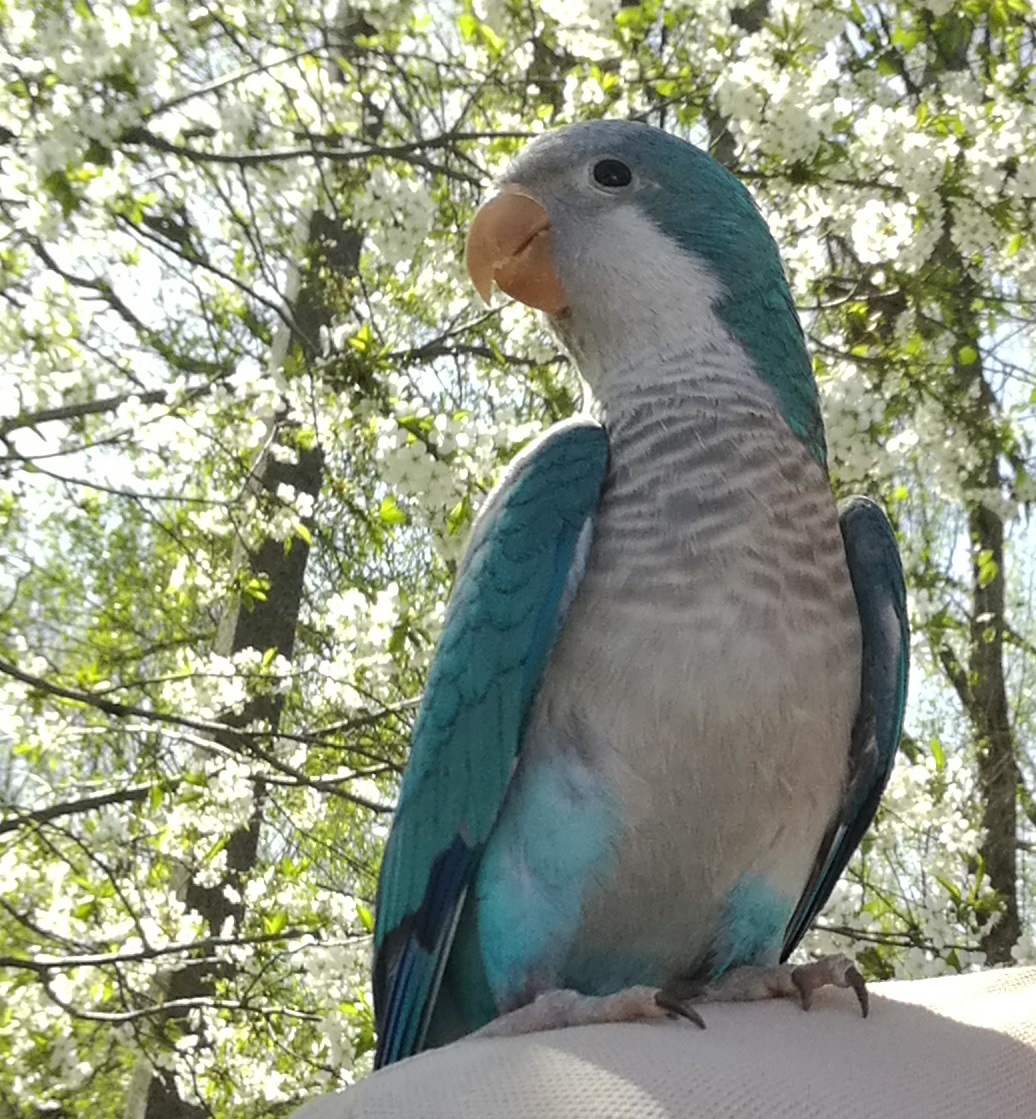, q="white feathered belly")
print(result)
[518,405,862,986]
